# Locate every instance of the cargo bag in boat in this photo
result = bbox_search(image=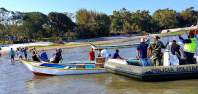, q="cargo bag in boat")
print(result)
[163,49,179,66]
